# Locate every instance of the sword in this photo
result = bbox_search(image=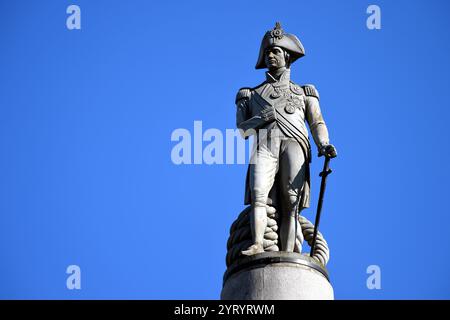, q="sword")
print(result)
[310,155,333,258]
